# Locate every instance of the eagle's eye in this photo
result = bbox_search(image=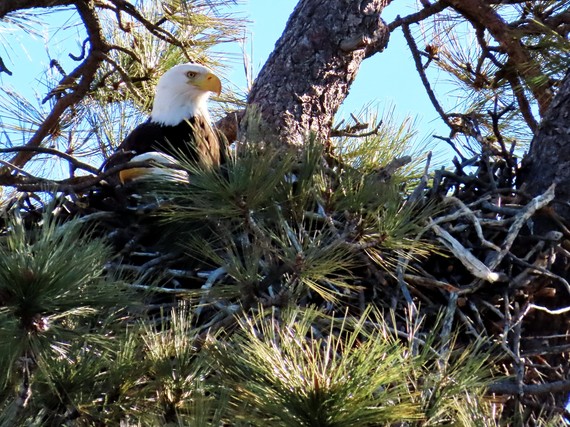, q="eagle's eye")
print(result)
[186,71,197,79]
